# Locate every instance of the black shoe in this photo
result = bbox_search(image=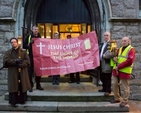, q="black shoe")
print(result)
[56,82,59,85]
[29,88,33,92]
[98,89,105,92]
[52,82,56,85]
[68,81,74,83]
[56,80,60,85]
[111,99,120,103]
[36,86,44,90]
[20,102,25,105]
[11,104,18,107]
[77,81,80,84]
